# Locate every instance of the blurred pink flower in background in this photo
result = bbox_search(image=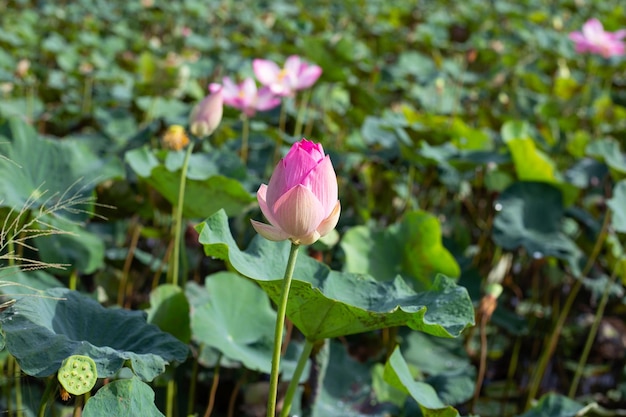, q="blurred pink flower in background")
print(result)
[189,84,223,137]
[569,18,626,58]
[210,77,280,117]
[253,55,322,97]
[251,139,340,245]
